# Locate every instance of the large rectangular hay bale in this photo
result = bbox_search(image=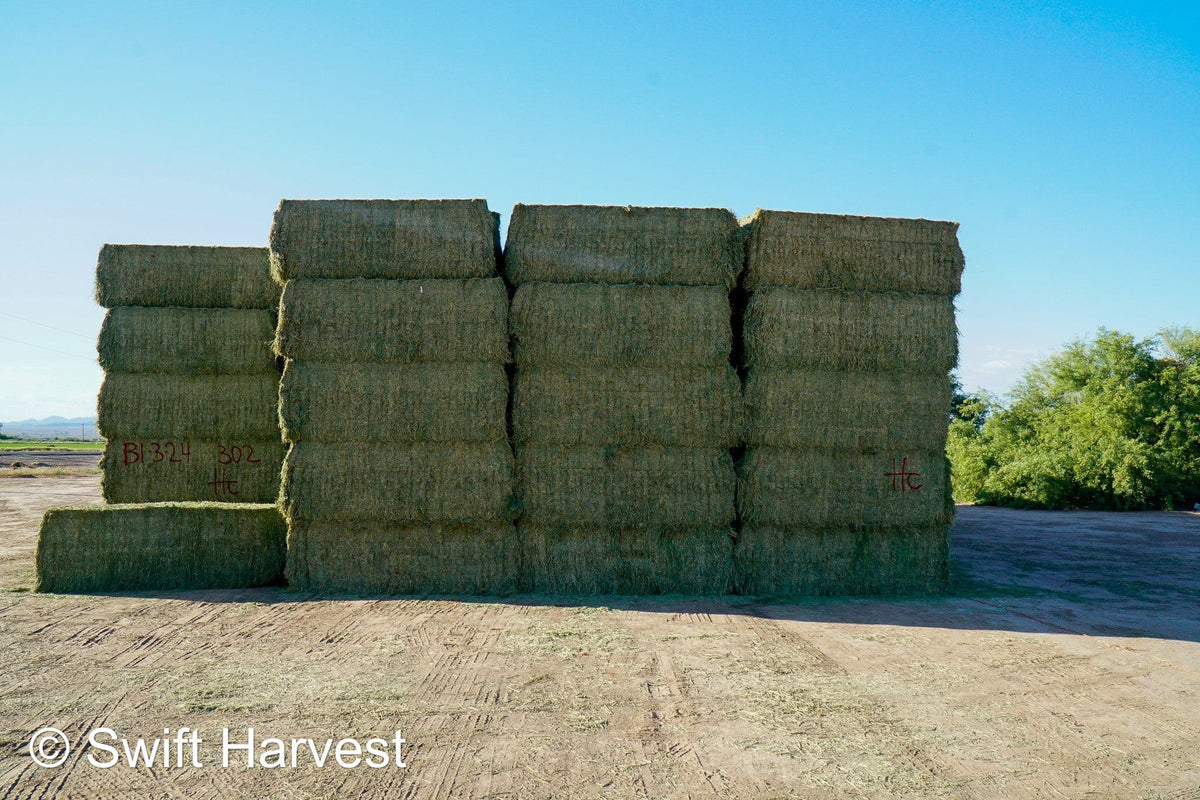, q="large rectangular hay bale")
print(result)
[512,367,742,447]
[286,522,518,595]
[101,439,285,504]
[97,373,280,440]
[745,370,951,450]
[504,204,741,287]
[281,442,514,523]
[98,307,278,375]
[510,282,731,367]
[95,245,278,309]
[733,525,949,596]
[738,446,952,528]
[275,278,509,364]
[744,288,958,372]
[36,503,285,593]
[519,525,733,595]
[270,199,499,281]
[517,445,735,527]
[280,361,508,444]
[742,210,964,294]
